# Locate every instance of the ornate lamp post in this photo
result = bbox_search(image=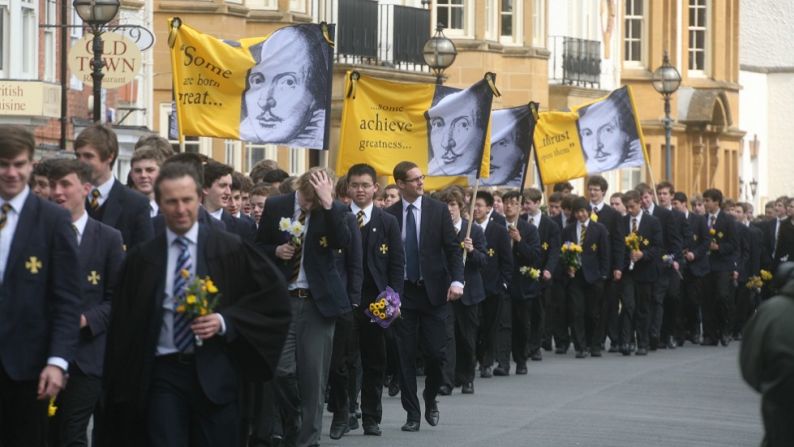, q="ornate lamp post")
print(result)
[423,23,457,85]
[73,0,120,122]
[652,50,682,181]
